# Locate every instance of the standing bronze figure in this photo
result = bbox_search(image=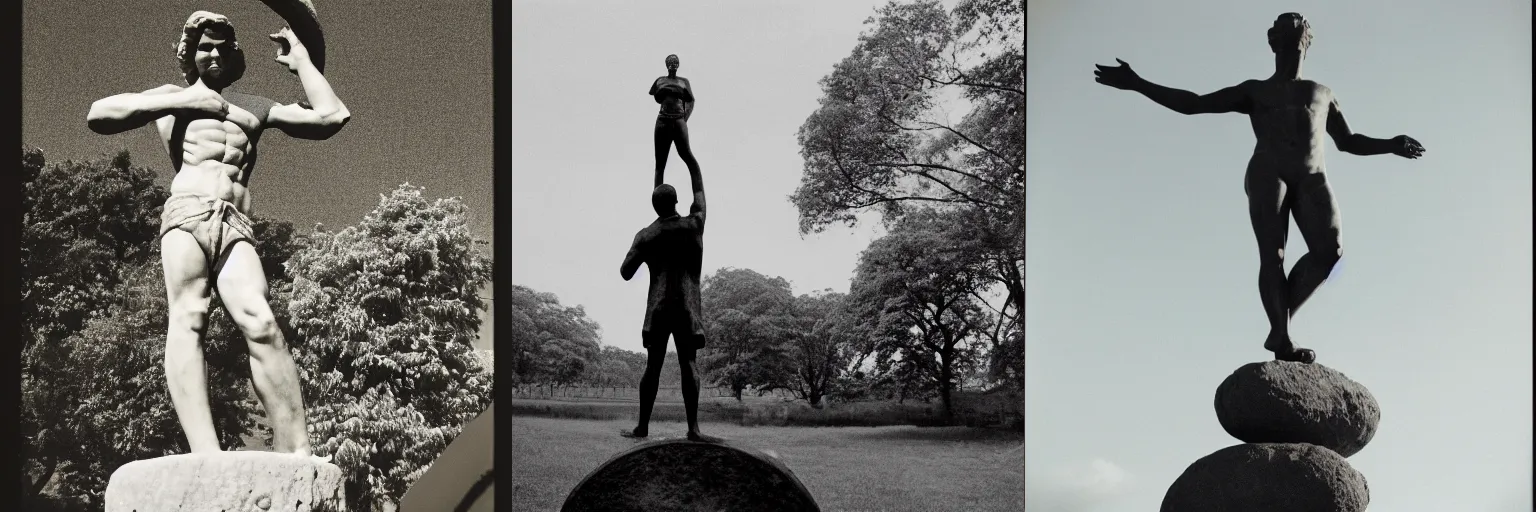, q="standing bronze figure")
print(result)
[650,54,699,188]
[1094,13,1425,363]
